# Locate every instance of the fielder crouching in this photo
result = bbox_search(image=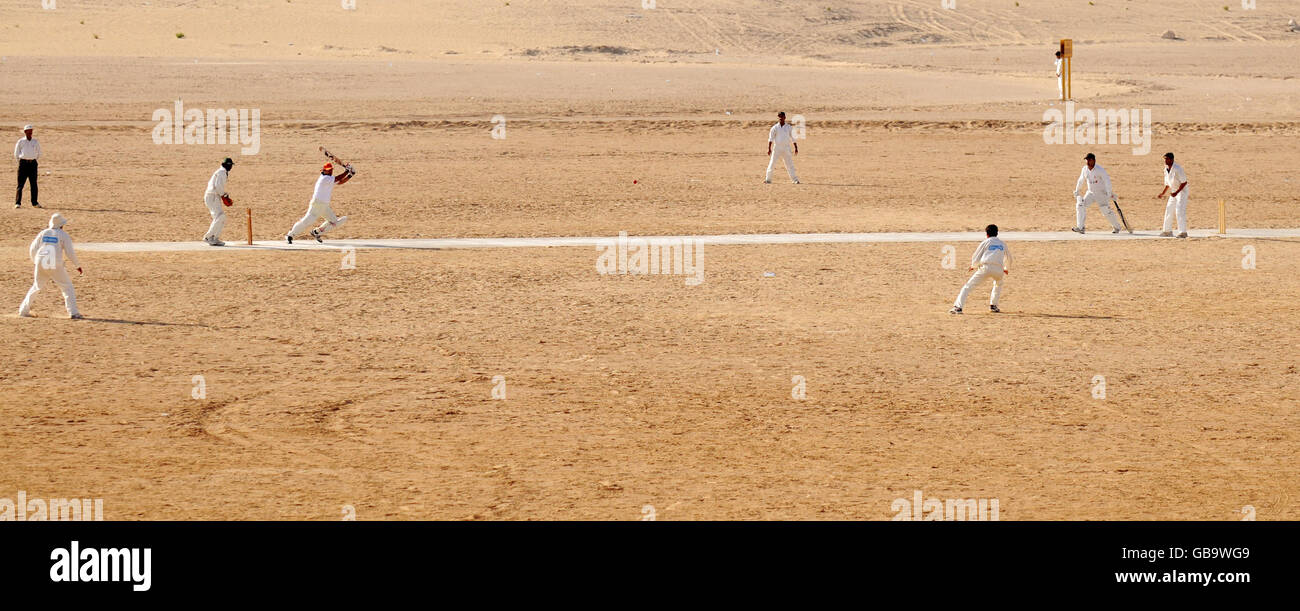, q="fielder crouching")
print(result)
[950,224,1011,315]
[286,162,353,244]
[19,213,83,319]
